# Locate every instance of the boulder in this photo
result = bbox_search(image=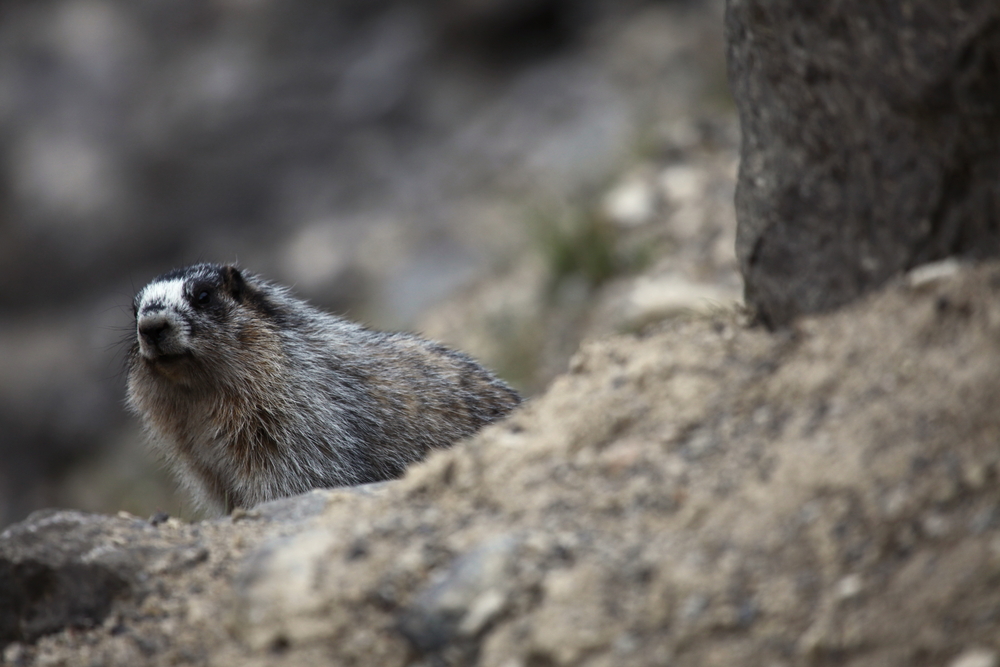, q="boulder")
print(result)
[726,0,1000,327]
[3,261,1000,666]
